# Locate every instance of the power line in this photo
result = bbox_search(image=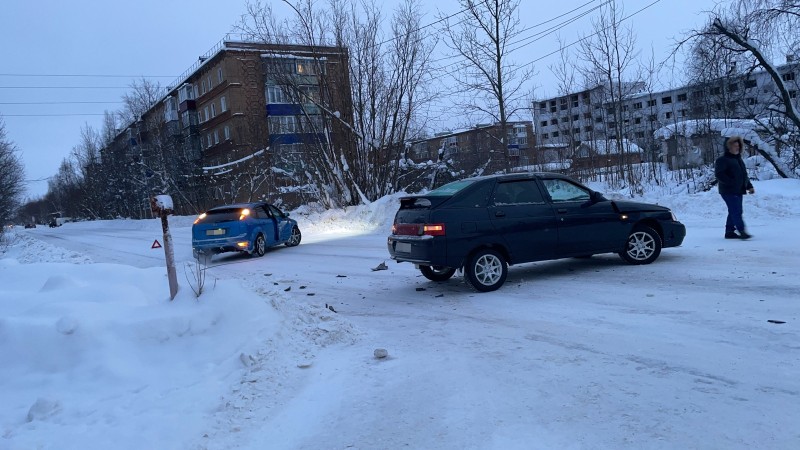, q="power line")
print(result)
[0,101,123,105]
[3,113,109,117]
[0,86,129,89]
[0,73,175,78]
